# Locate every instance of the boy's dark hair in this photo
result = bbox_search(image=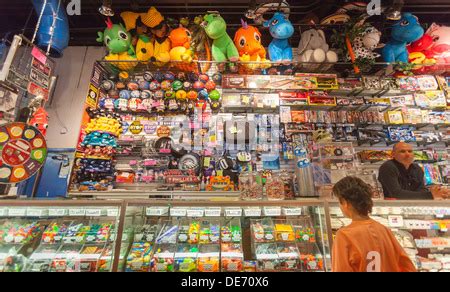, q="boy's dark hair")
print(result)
[332,176,374,216]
